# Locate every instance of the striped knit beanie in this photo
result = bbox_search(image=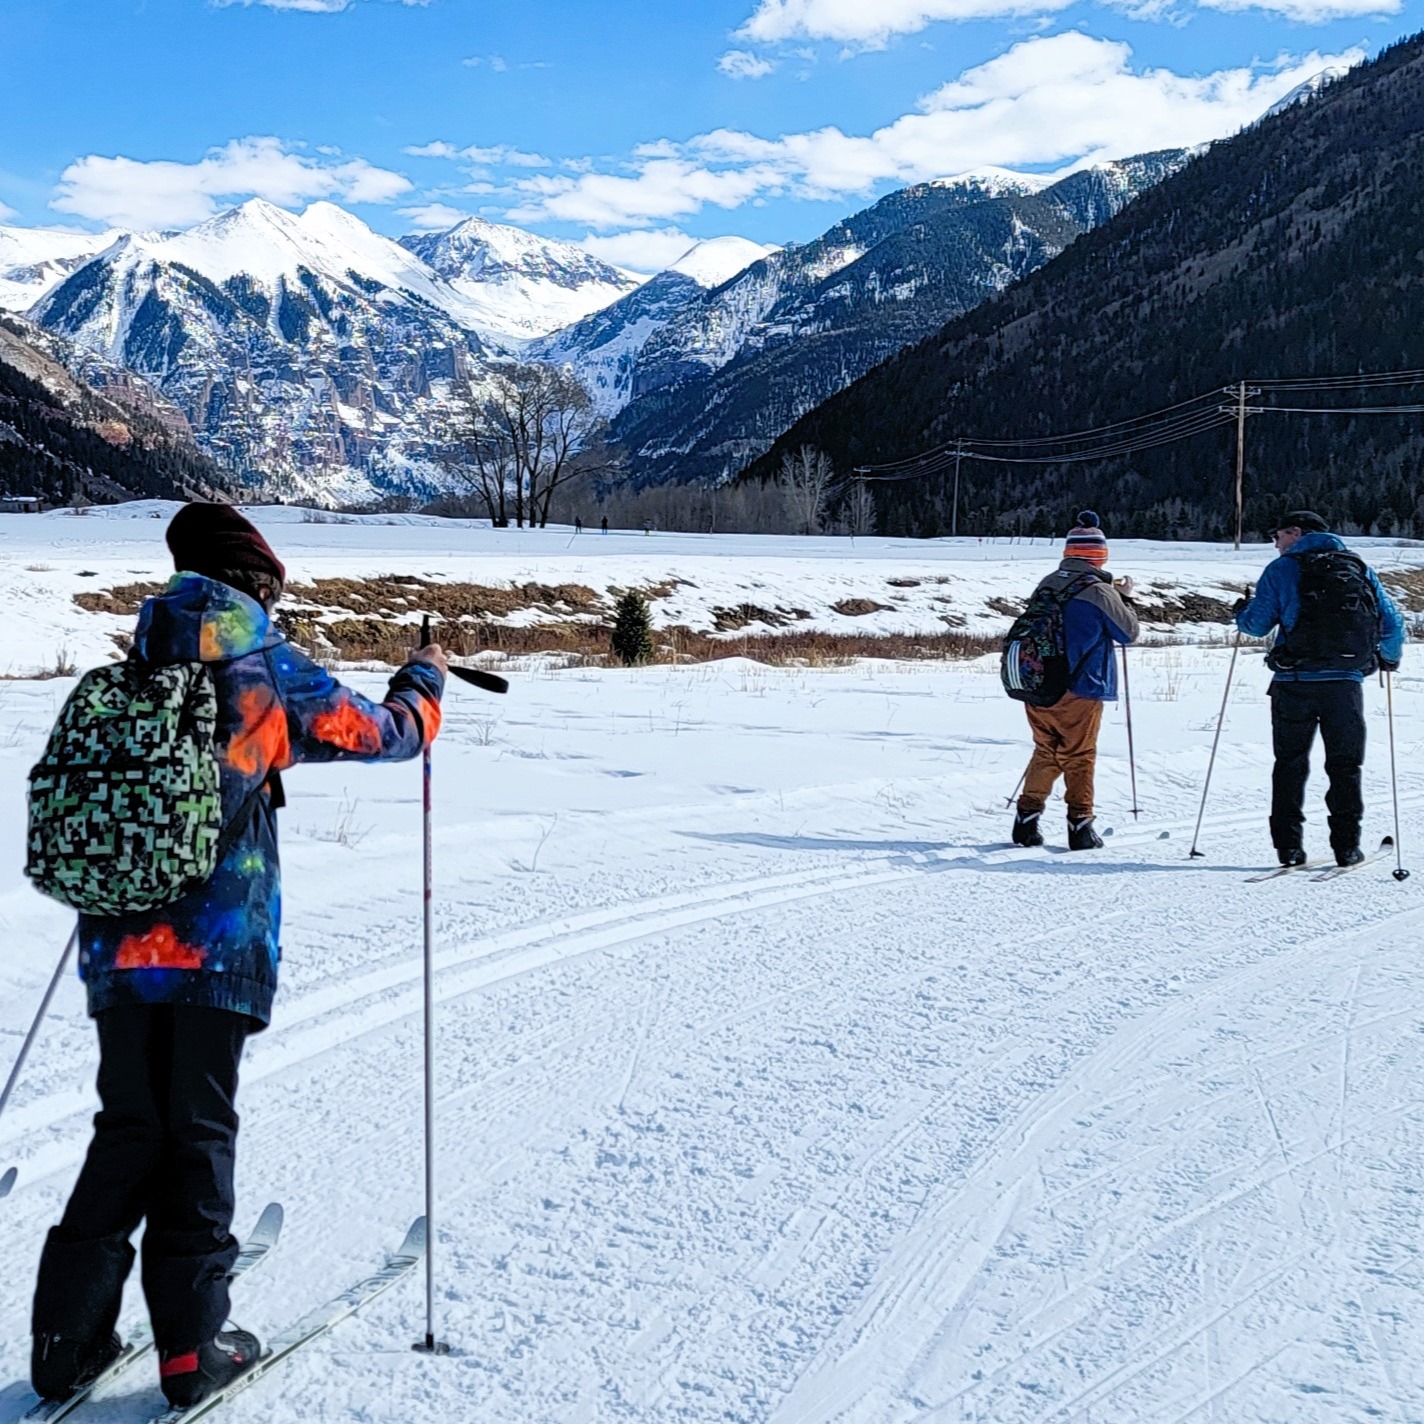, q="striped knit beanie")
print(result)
[1064,511,1109,566]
